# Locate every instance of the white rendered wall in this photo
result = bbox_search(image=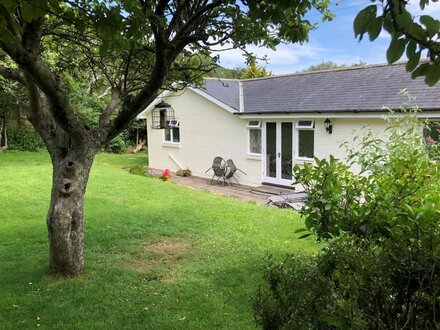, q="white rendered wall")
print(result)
[147,90,389,186]
[147,89,263,186]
